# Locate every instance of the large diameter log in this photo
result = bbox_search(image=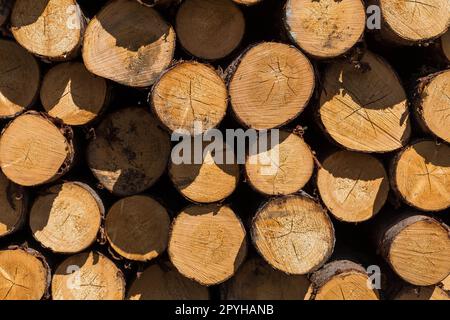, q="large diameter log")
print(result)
[220,256,311,300]
[245,131,314,196]
[168,204,247,286]
[176,0,245,60]
[393,285,450,300]
[318,50,411,152]
[0,112,75,186]
[83,0,175,87]
[151,61,228,135]
[52,251,125,300]
[413,71,450,143]
[390,140,450,211]
[251,195,335,275]
[127,263,210,300]
[0,172,27,238]
[105,195,170,262]
[0,248,50,300]
[0,40,40,119]
[375,213,450,286]
[307,260,380,300]
[317,150,389,223]
[284,0,366,59]
[11,0,86,60]
[40,62,109,126]
[229,42,315,129]
[86,107,170,196]
[29,182,103,254]
[0,0,12,27]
